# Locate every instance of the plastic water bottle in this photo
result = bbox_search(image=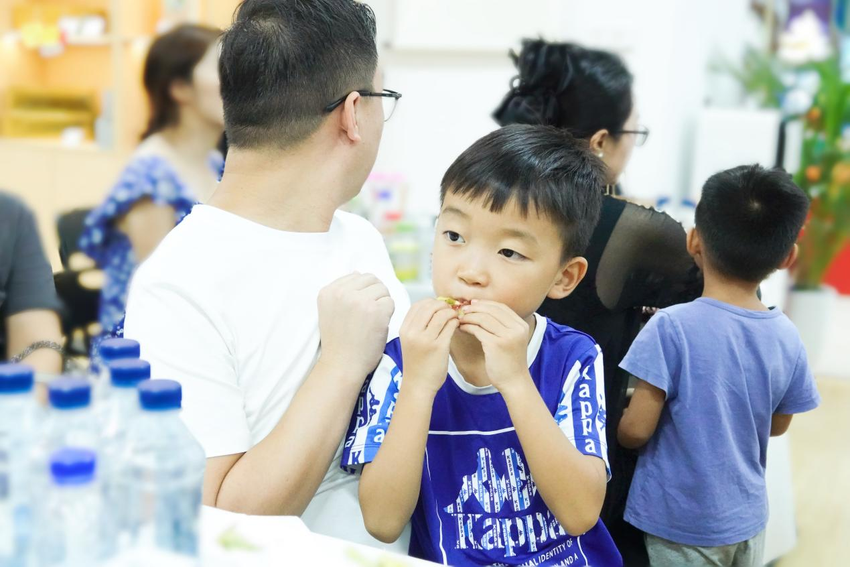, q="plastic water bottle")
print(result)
[121,380,205,560]
[43,378,98,450]
[101,359,150,441]
[94,338,141,401]
[101,359,150,556]
[32,448,102,567]
[29,379,98,503]
[0,364,37,567]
